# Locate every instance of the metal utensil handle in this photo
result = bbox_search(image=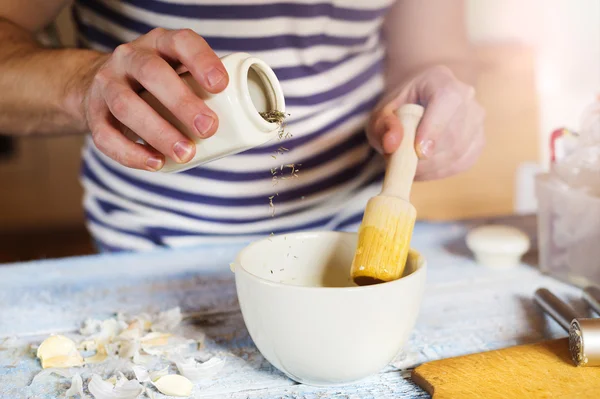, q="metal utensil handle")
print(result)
[583,286,600,316]
[534,288,580,331]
